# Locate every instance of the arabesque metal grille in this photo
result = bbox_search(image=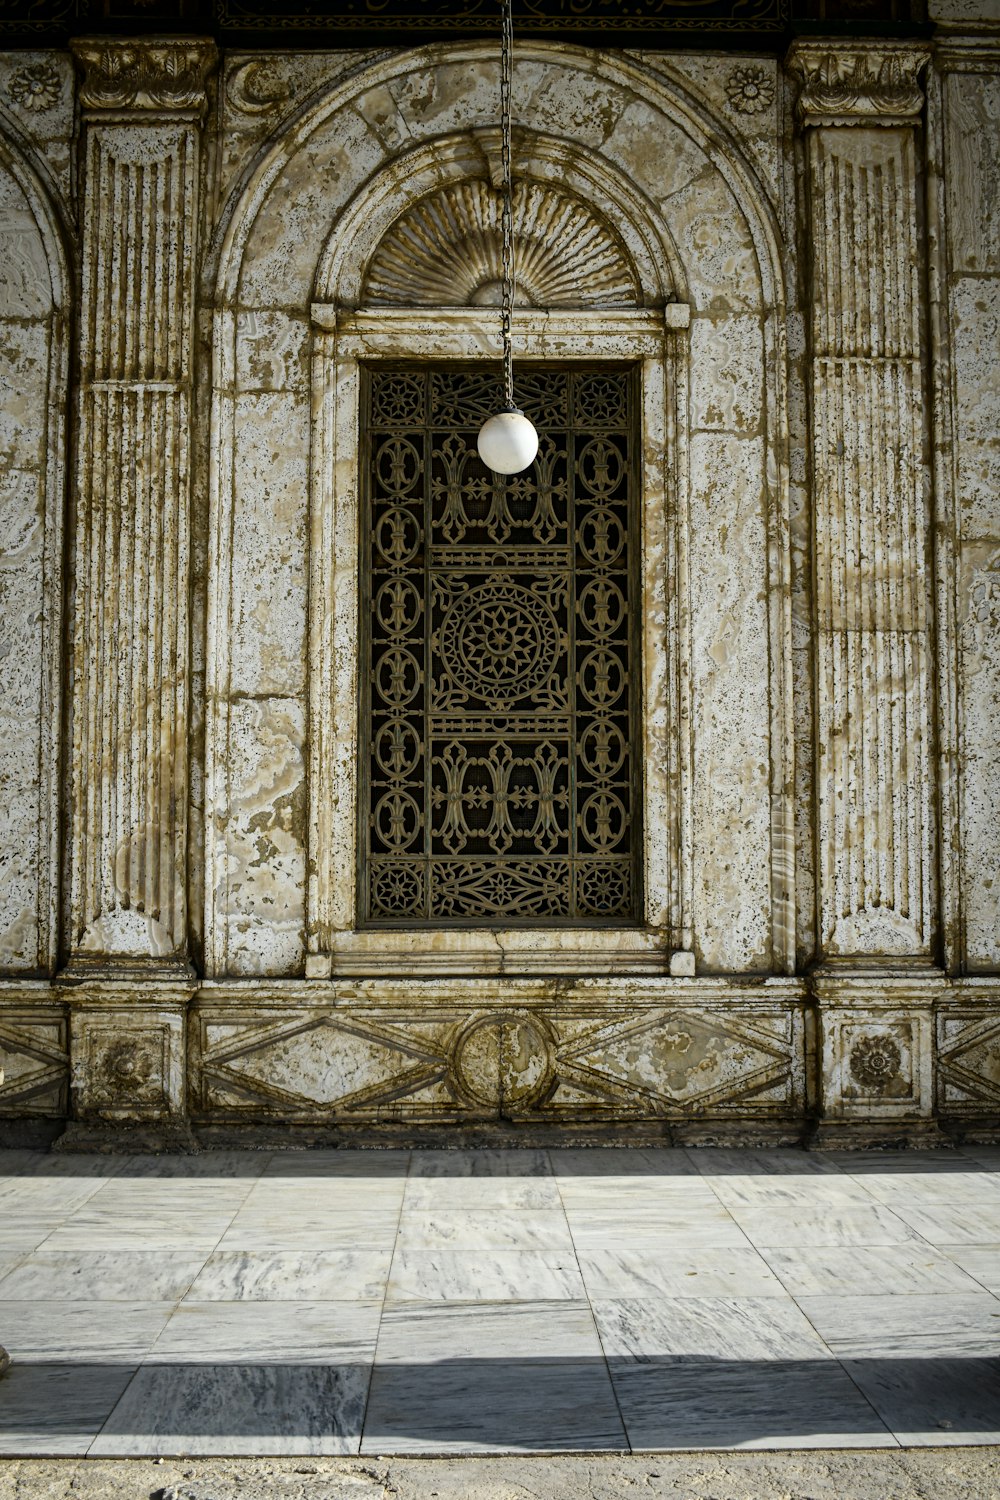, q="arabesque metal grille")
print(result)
[360,363,639,926]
